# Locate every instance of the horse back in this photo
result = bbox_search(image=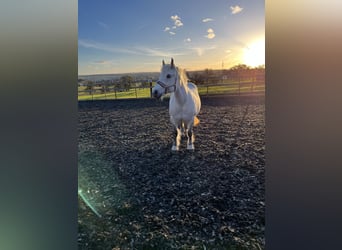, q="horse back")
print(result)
[187,82,198,90]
